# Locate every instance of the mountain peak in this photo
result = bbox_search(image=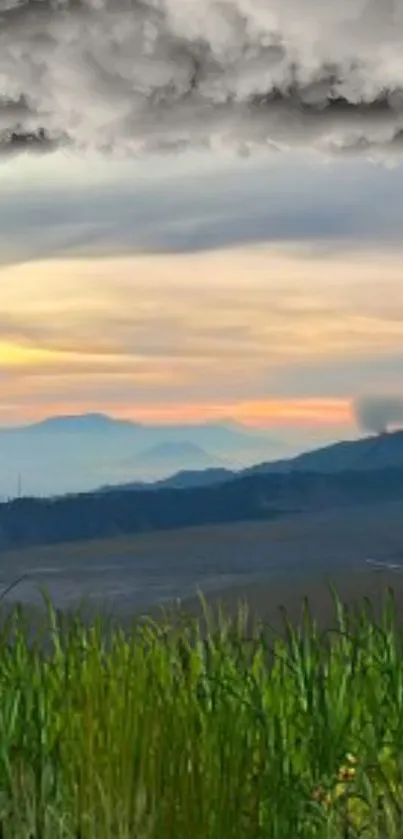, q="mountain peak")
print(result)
[30,413,138,432]
[130,440,220,465]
